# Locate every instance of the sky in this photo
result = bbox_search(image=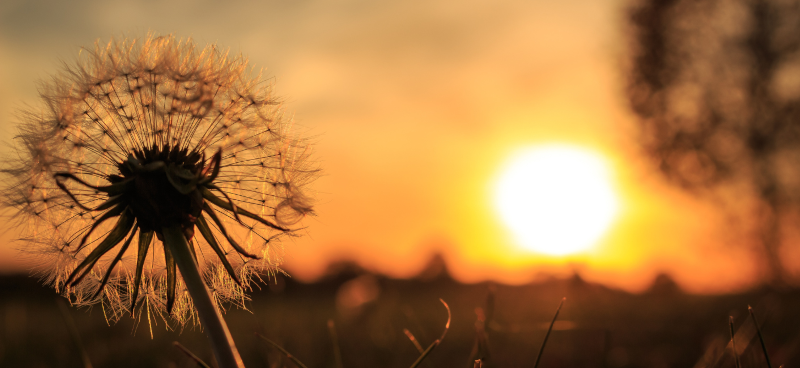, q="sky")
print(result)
[0,0,771,293]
